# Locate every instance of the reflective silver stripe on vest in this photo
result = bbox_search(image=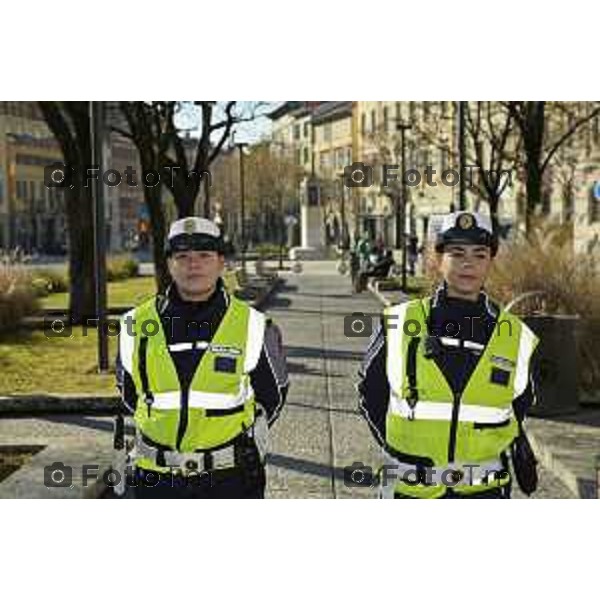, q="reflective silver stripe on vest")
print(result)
[439,336,460,347]
[438,337,485,351]
[514,323,536,396]
[135,432,236,469]
[385,302,410,393]
[168,341,210,352]
[389,395,513,423]
[244,308,266,373]
[147,389,252,410]
[464,340,484,351]
[119,308,136,375]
